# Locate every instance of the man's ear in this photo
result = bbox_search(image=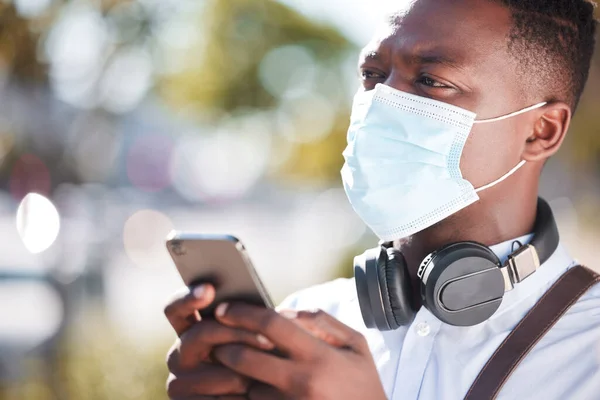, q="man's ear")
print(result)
[522,102,571,162]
